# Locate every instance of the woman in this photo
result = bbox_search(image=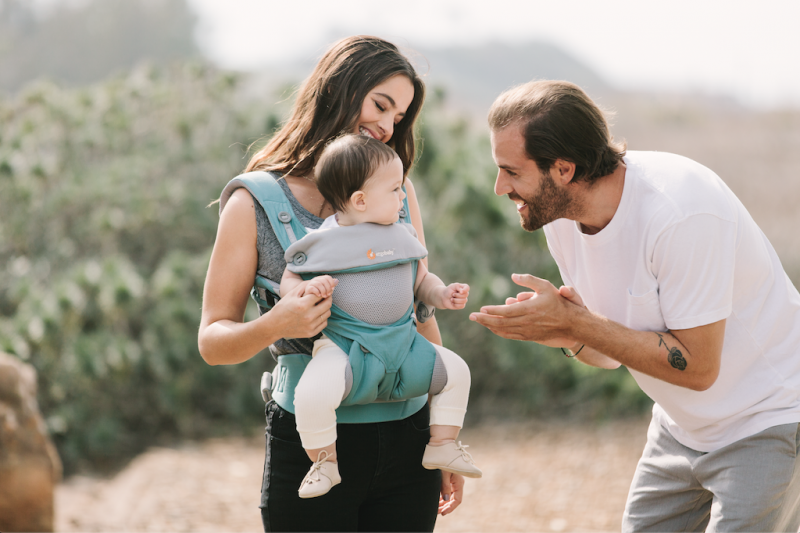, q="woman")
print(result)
[198,36,464,531]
